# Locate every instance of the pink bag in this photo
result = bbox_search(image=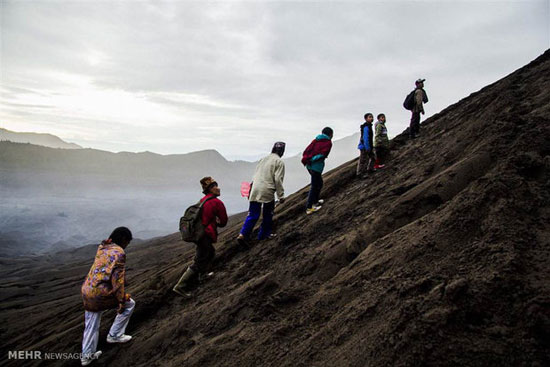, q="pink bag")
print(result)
[240,182,251,198]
